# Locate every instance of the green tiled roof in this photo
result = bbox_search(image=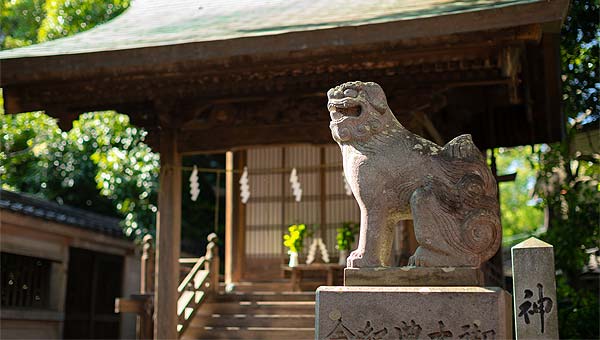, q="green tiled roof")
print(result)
[0,0,542,59]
